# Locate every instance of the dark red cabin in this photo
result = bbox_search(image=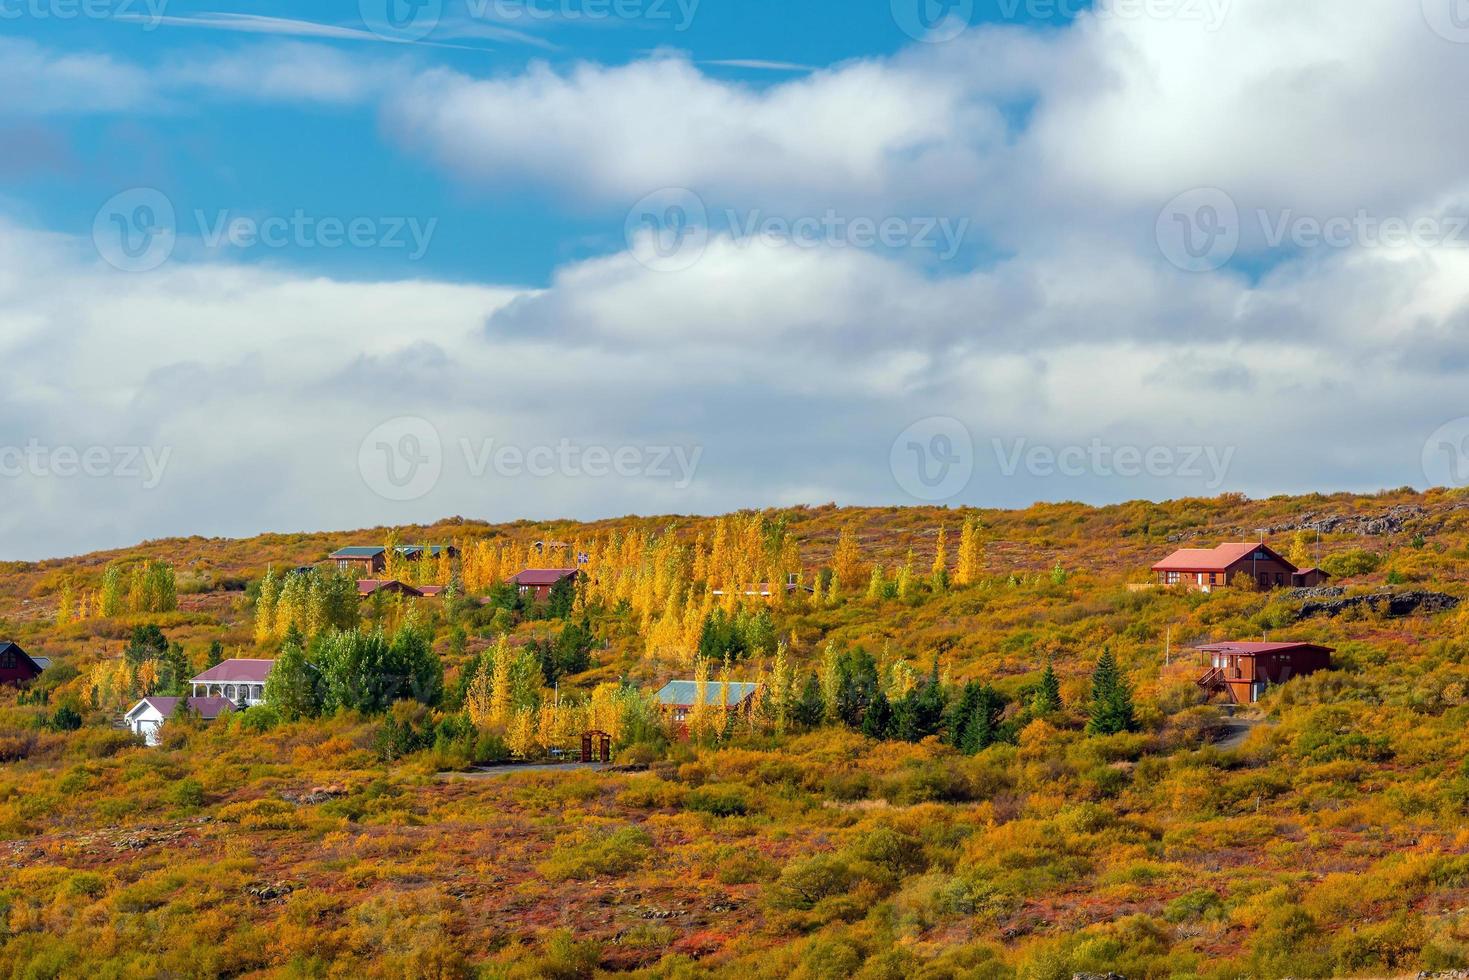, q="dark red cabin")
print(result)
[1196,641,1333,704]
[0,643,45,686]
